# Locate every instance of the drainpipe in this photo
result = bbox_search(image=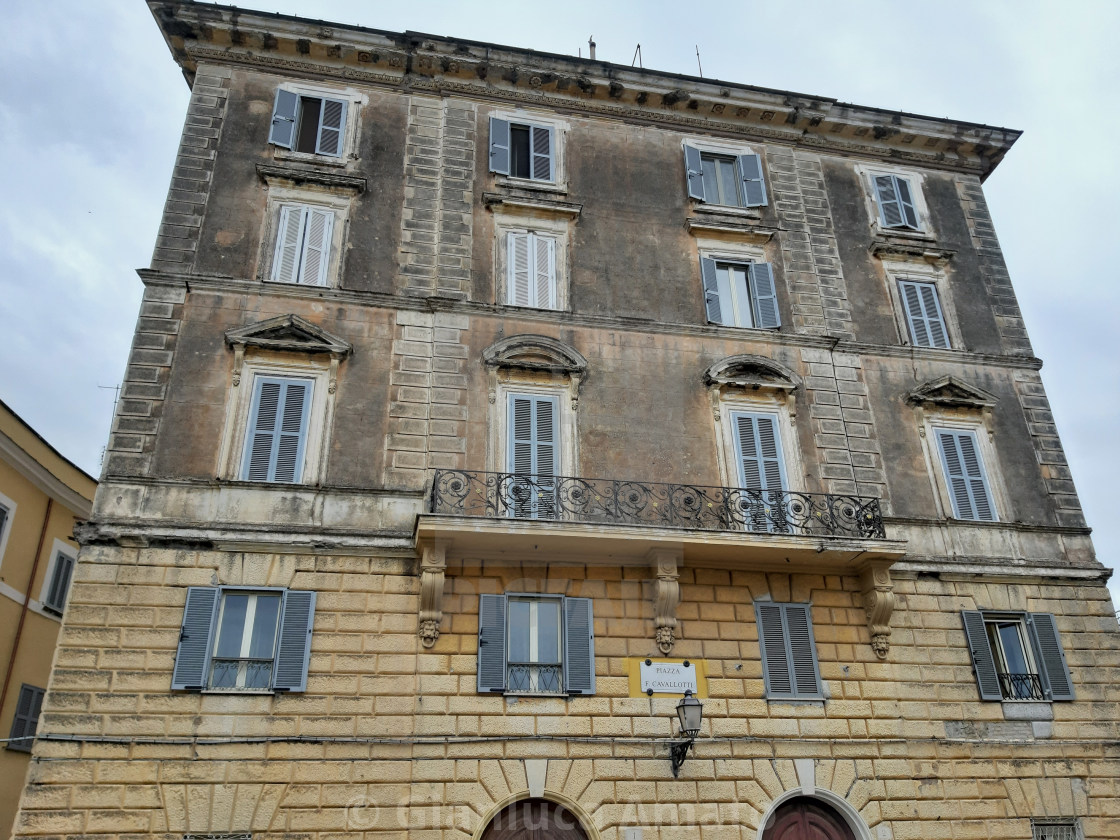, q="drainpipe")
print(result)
[0,497,53,719]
